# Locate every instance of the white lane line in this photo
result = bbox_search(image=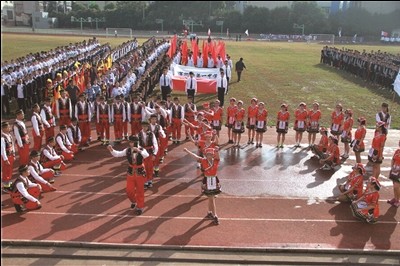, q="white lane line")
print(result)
[50,190,393,202]
[1,210,398,224]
